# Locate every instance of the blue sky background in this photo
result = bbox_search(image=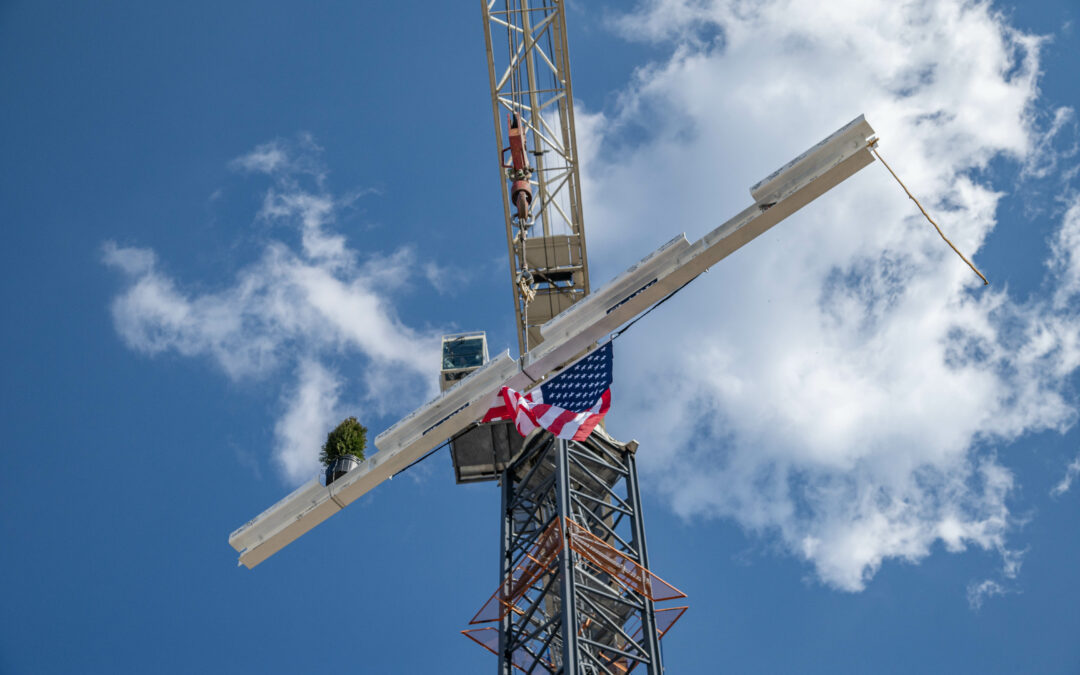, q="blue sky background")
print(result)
[2,1,1078,673]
